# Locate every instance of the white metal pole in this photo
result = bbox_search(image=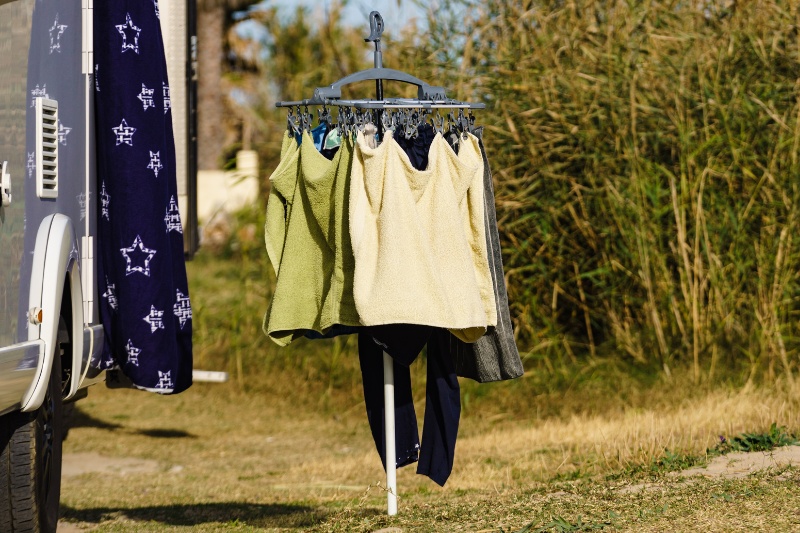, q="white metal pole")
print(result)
[383,350,398,515]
